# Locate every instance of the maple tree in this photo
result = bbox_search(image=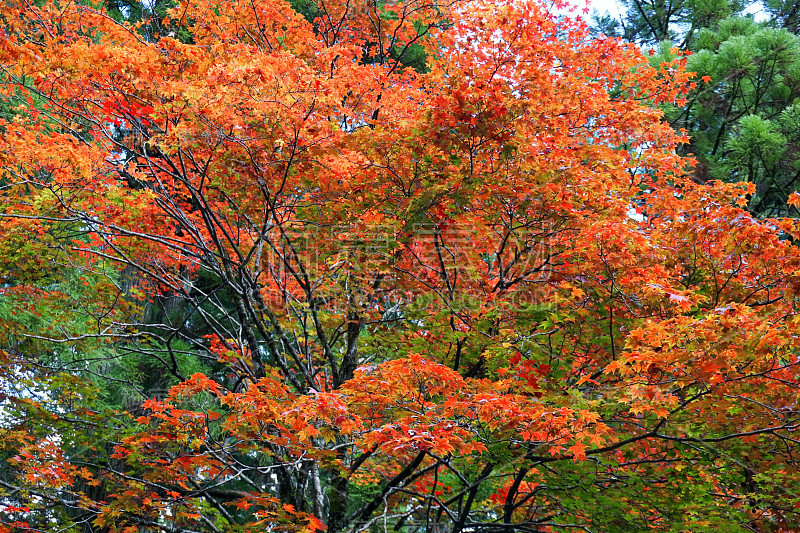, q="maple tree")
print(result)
[2,0,800,531]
